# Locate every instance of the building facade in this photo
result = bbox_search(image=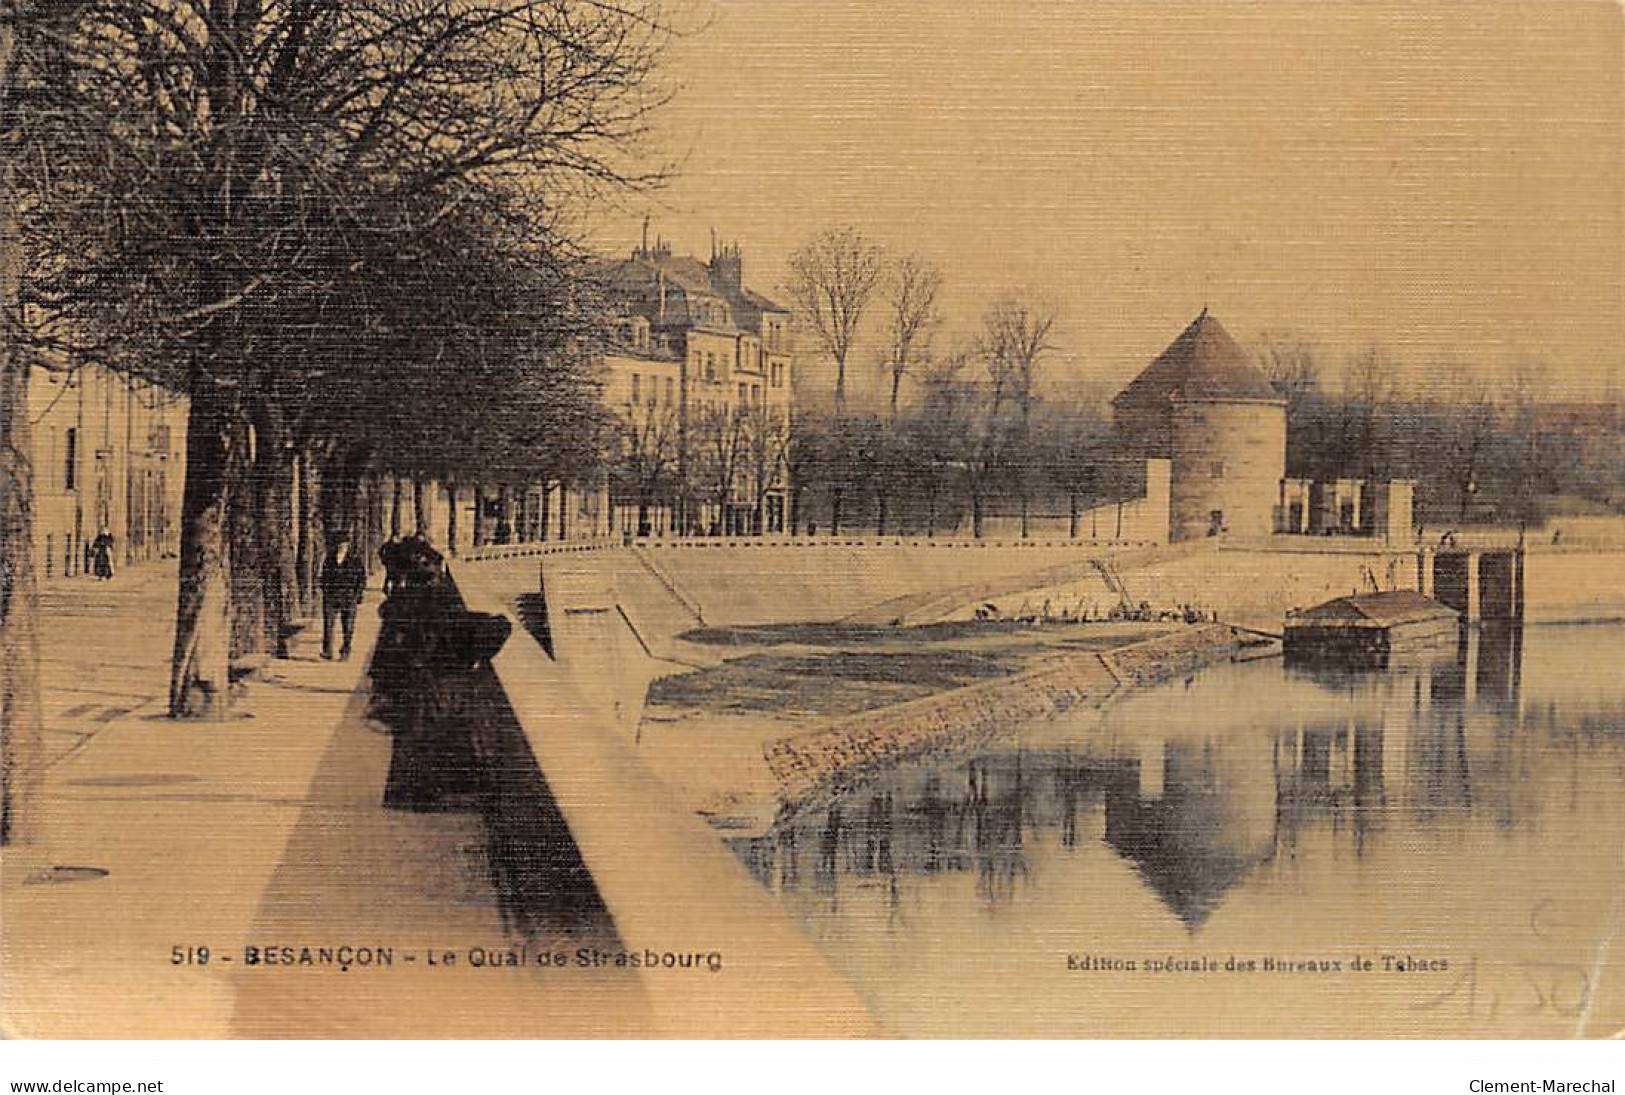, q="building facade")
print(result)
[598,236,793,537]
[28,363,188,579]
